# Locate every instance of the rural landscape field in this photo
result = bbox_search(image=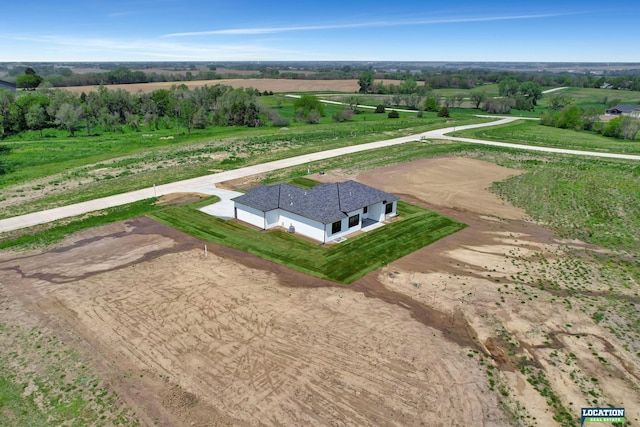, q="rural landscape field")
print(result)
[1,54,640,427]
